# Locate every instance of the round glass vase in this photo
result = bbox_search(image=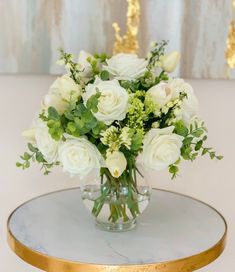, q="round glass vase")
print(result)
[80,165,151,232]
